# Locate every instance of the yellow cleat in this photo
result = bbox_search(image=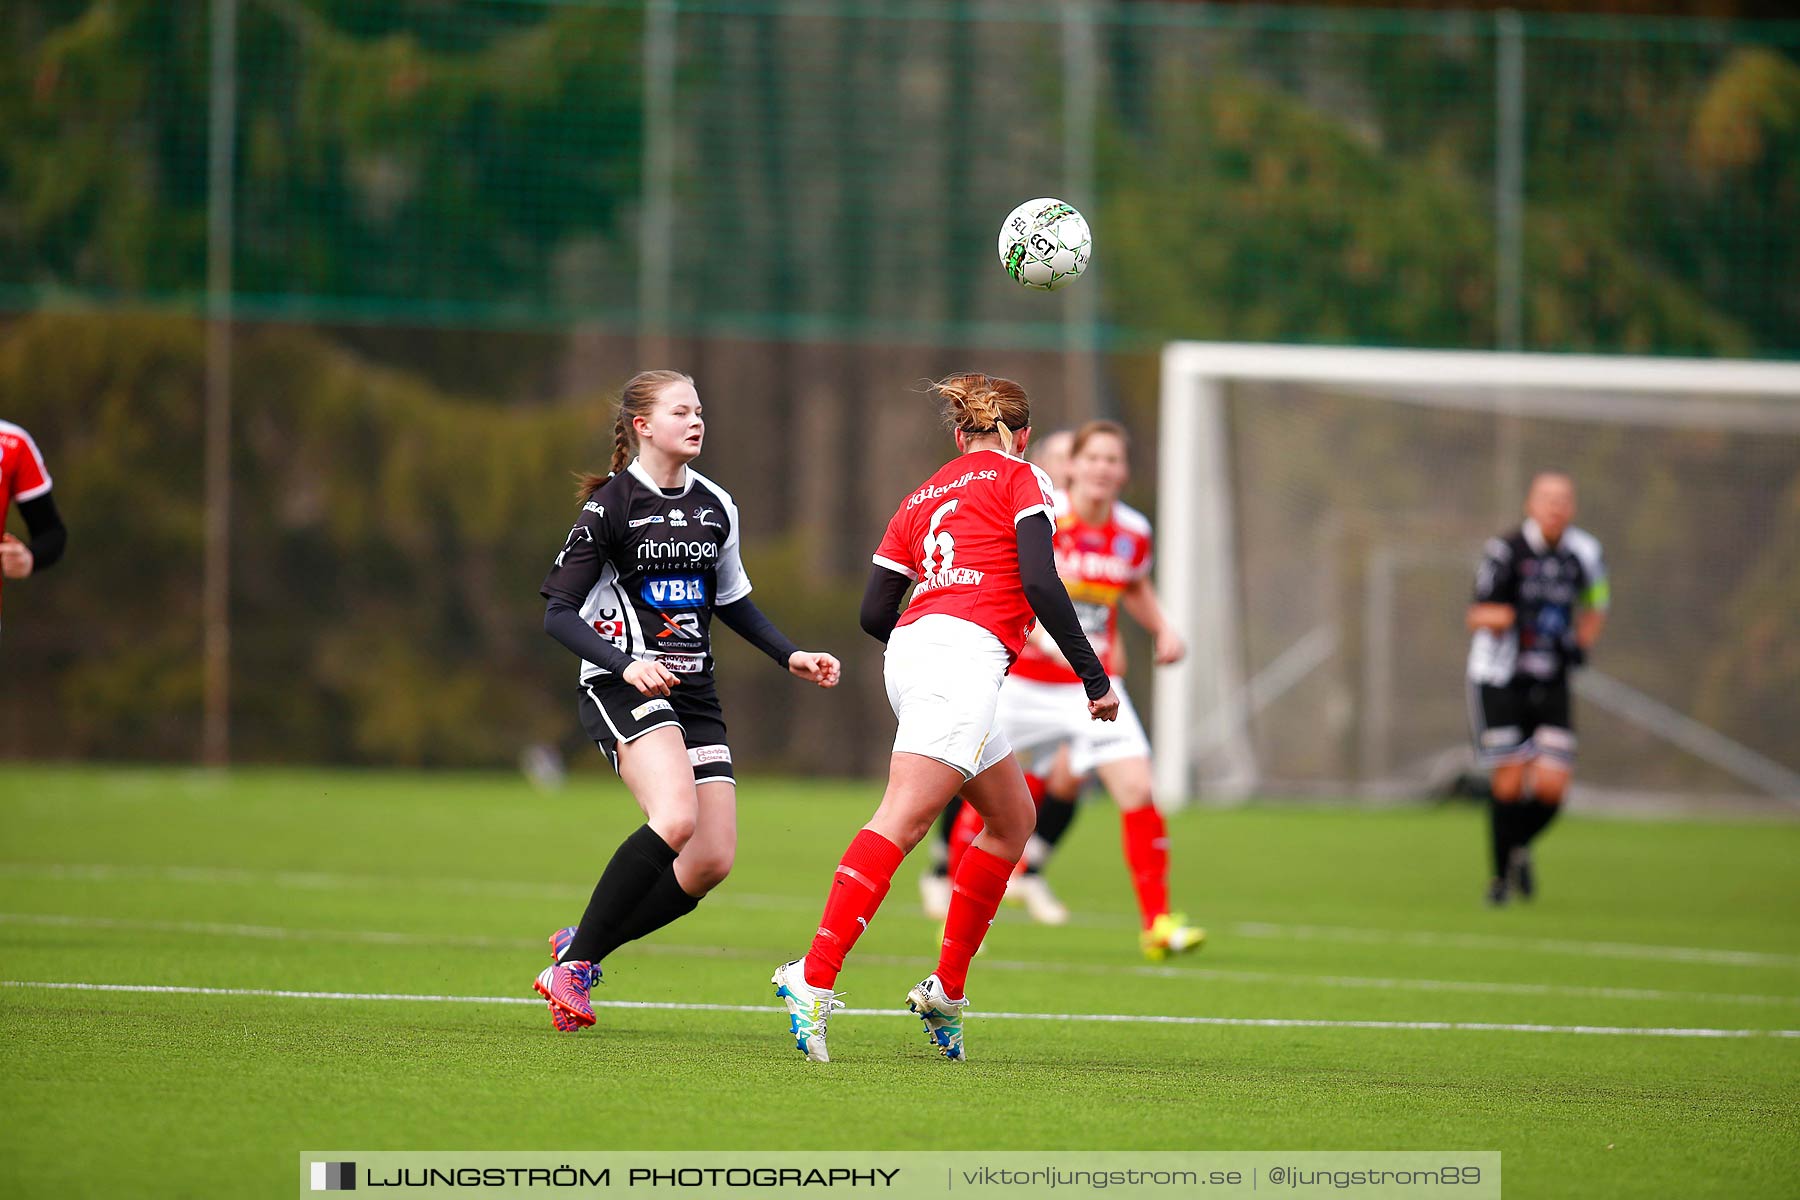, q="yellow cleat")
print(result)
[1141,913,1206,961]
